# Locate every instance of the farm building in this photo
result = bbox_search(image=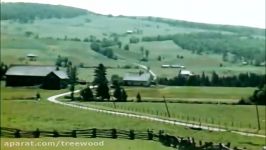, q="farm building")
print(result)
[161,64,185,68]
[126,30,134,34]
[171,64,185,68]
[179,70,193,78]
[123,72,152,86]
[26,53,38,61]
[5,65,69,89]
